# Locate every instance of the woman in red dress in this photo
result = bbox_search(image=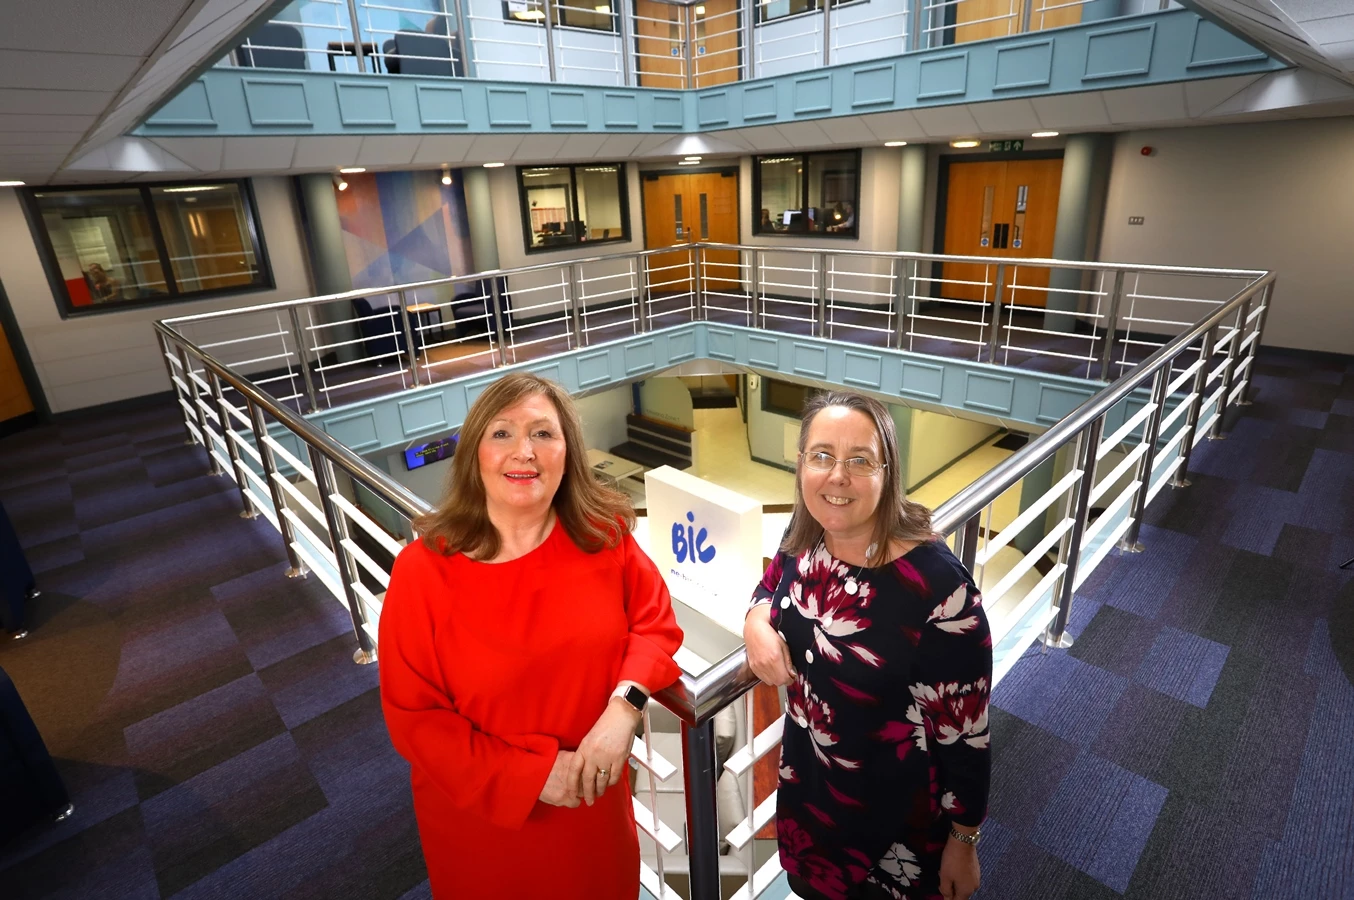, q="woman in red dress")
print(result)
[379,372,684,899]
